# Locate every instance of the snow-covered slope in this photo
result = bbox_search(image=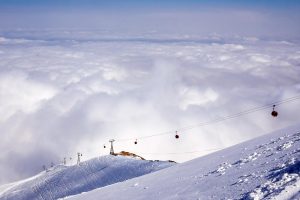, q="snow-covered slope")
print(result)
[68,124,300,200]
[0,155,175,200]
